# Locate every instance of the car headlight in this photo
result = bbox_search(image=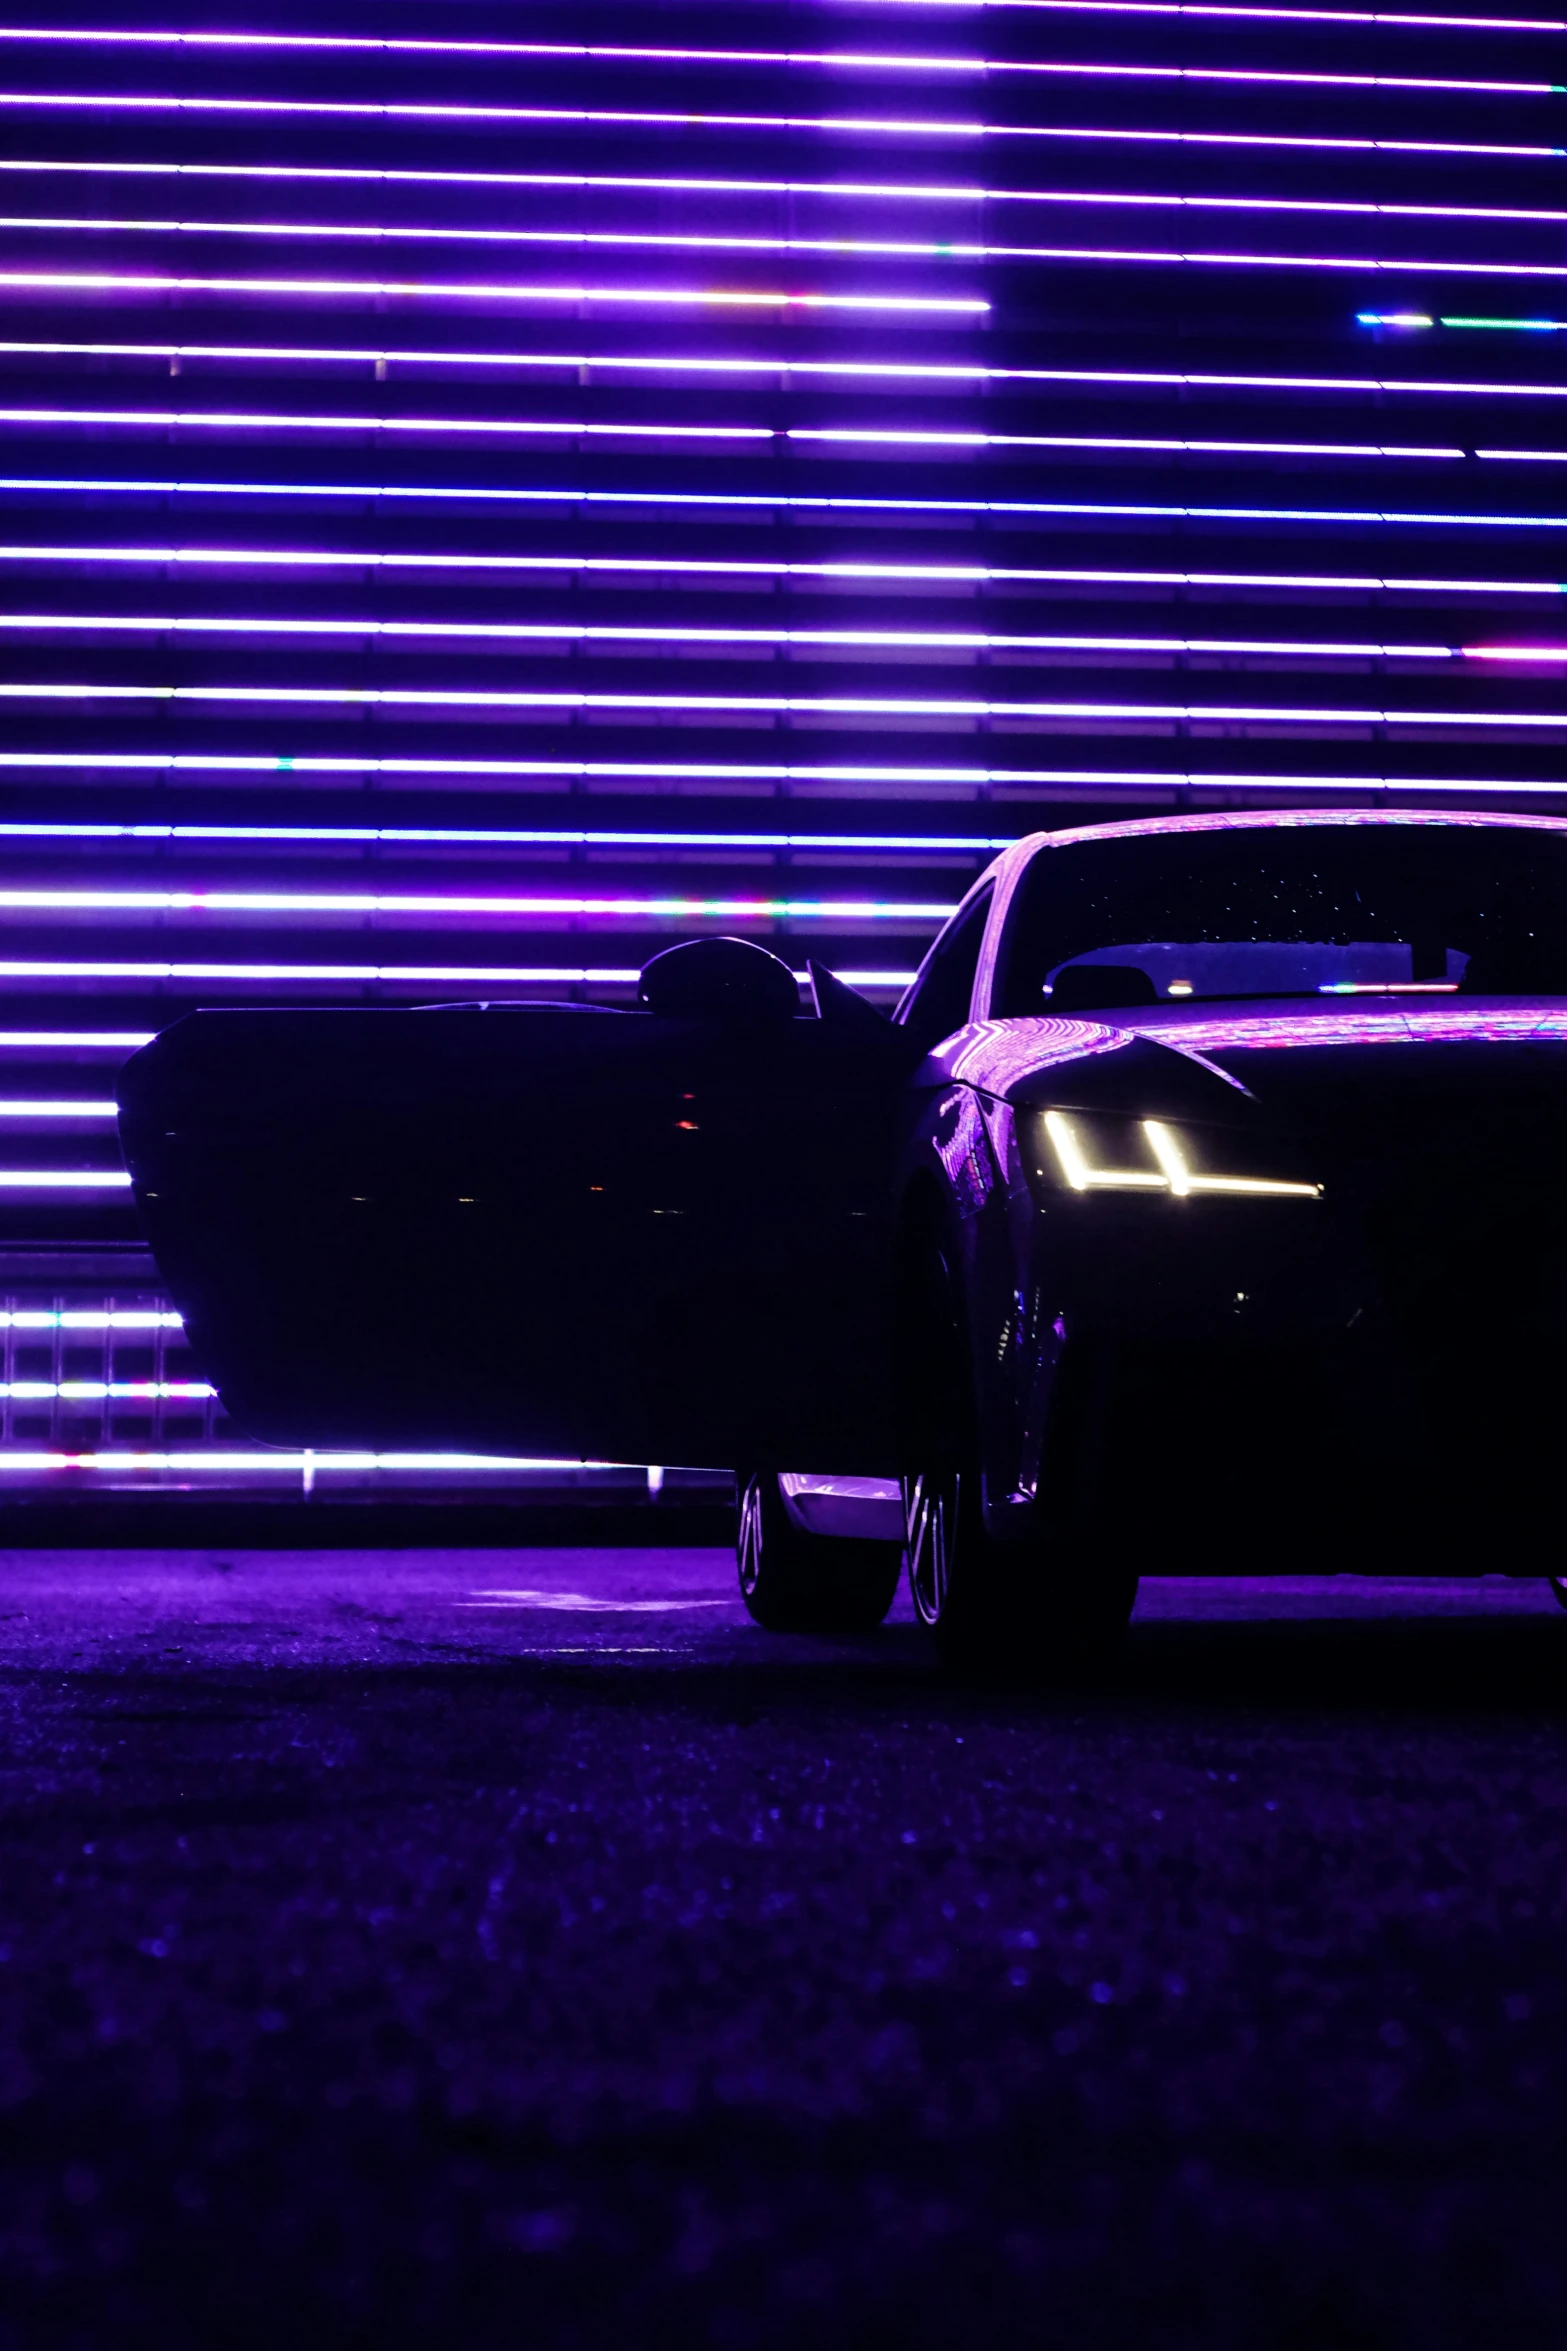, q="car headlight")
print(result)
[1040,1111,1322,1201]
